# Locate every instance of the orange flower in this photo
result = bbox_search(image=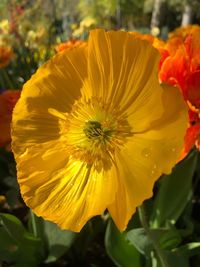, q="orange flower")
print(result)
[160,27,200,107]
[159,25,200,155]
[55,39,85,53]
[0,46,14,68]
[169,25,200,40]
[0,90,21,148]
